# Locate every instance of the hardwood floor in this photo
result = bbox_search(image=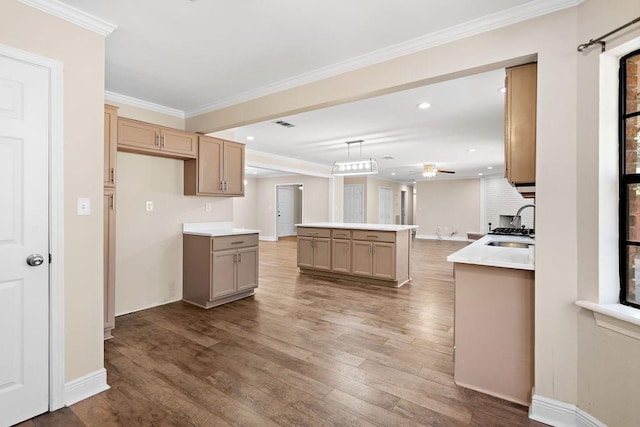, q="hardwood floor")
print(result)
[21,238,545,426]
